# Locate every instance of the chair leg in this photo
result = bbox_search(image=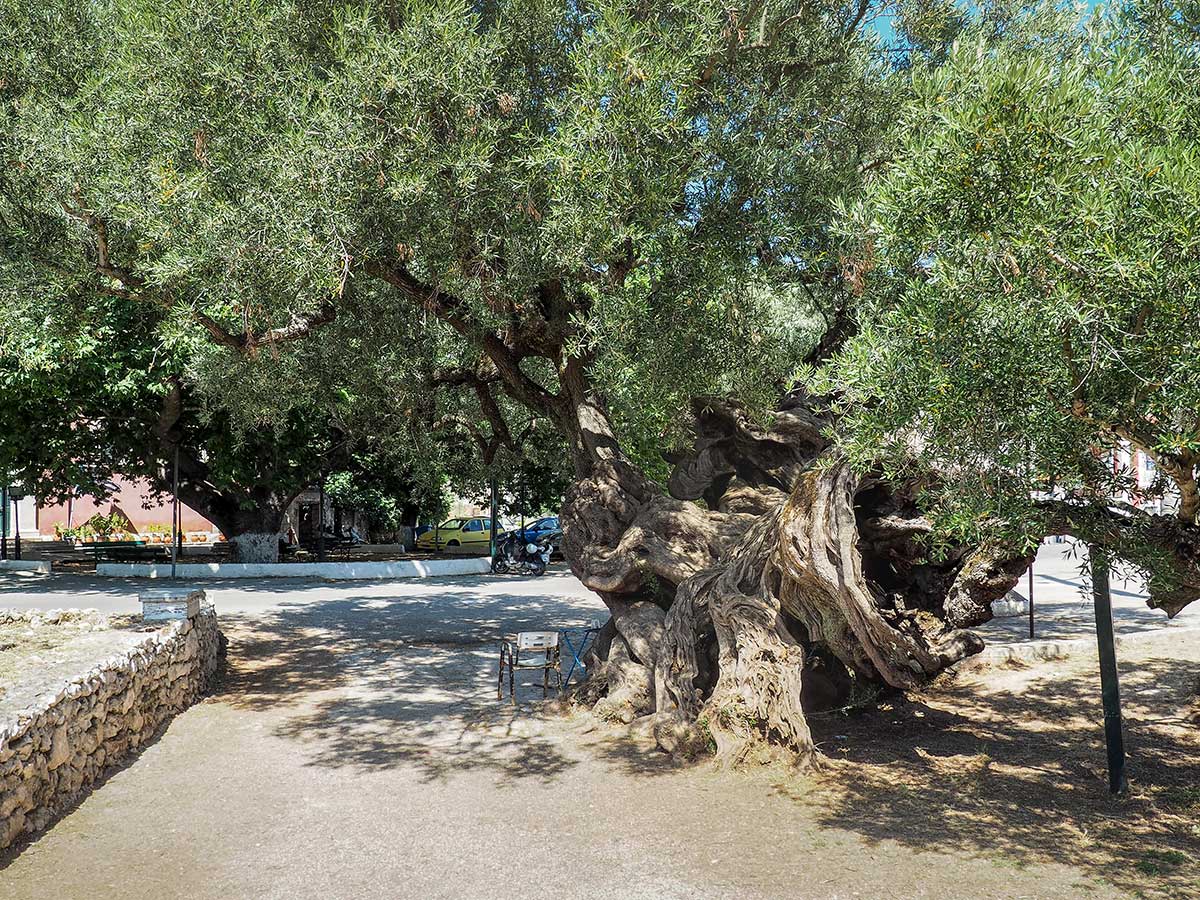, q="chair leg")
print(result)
[542,665,548,698]
[510,649,517,703]
[497,647,505,700]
